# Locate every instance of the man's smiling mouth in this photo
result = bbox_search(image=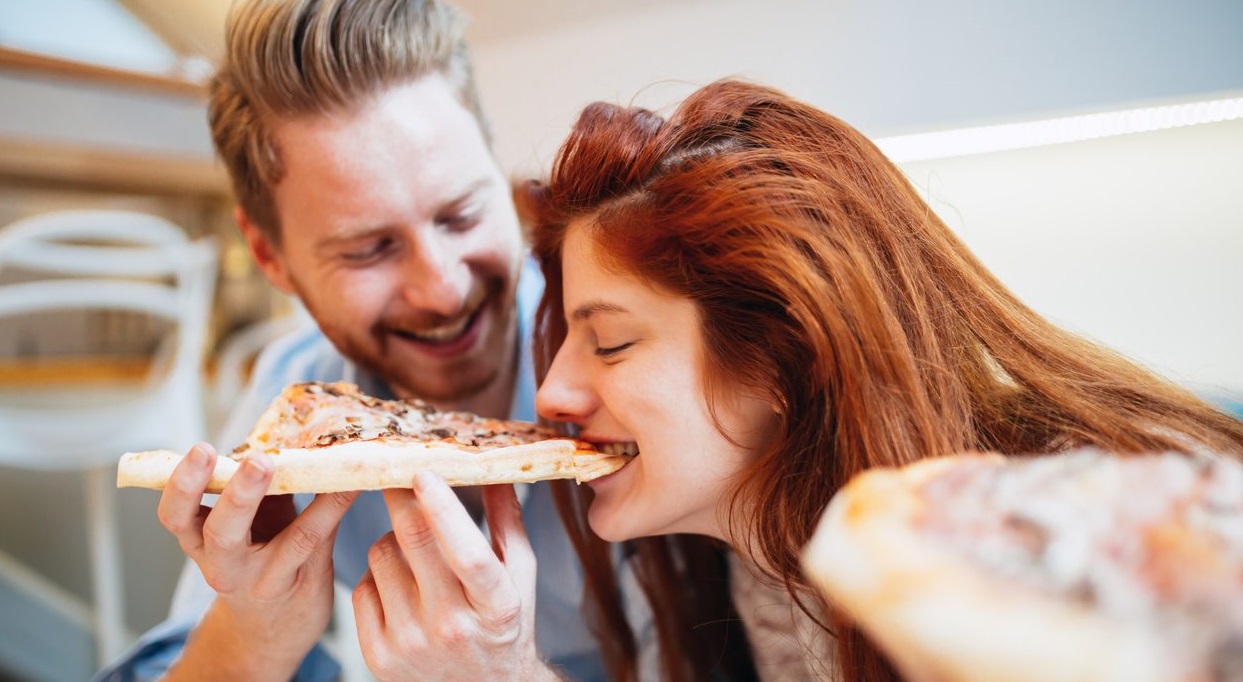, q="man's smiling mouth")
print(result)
[393,292,487,345]
[398,307,480,343]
